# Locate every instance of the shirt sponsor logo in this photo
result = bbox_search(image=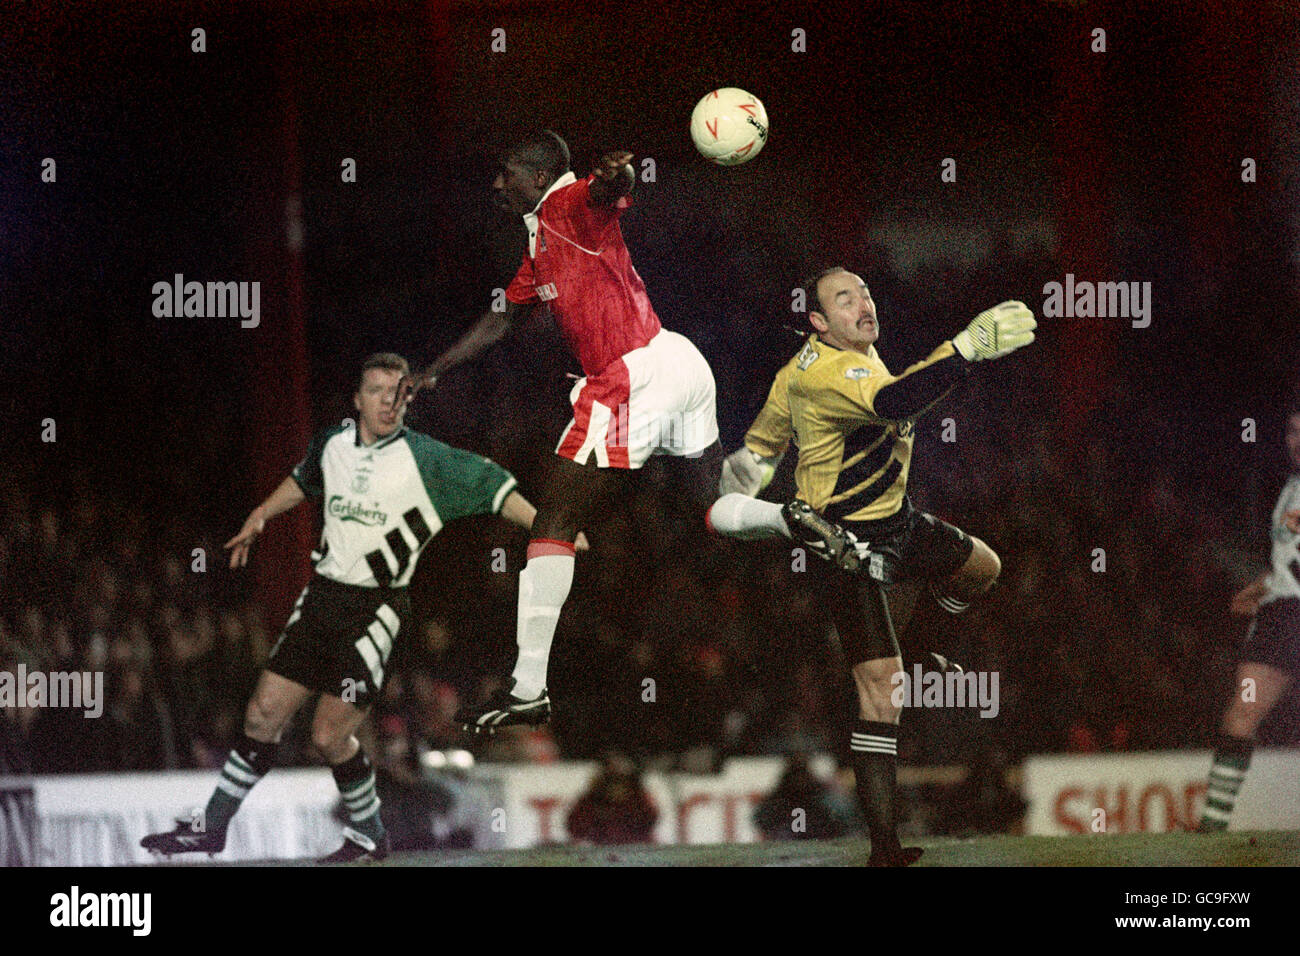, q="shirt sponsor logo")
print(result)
[327,496,388,526]
[844,367,872,380]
